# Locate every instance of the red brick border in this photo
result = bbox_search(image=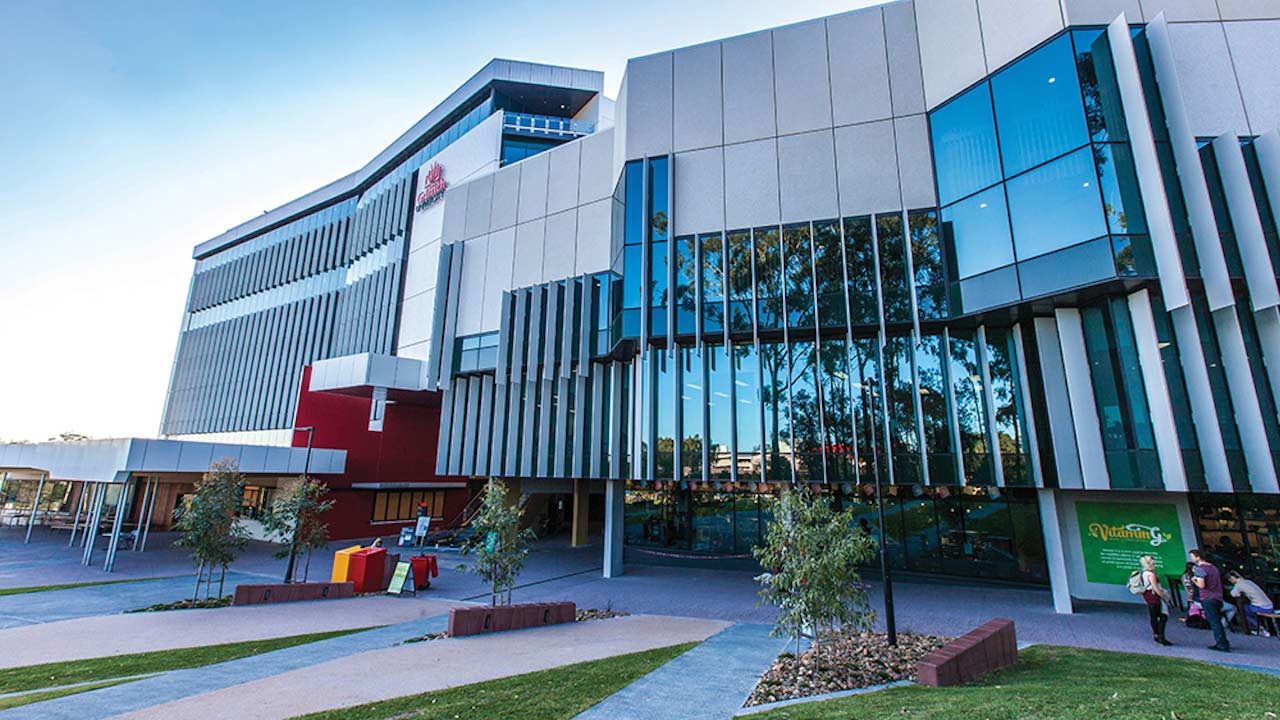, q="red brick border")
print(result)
[447,602,576,637]
[916,618,1016,687]
[231,581,354,606]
